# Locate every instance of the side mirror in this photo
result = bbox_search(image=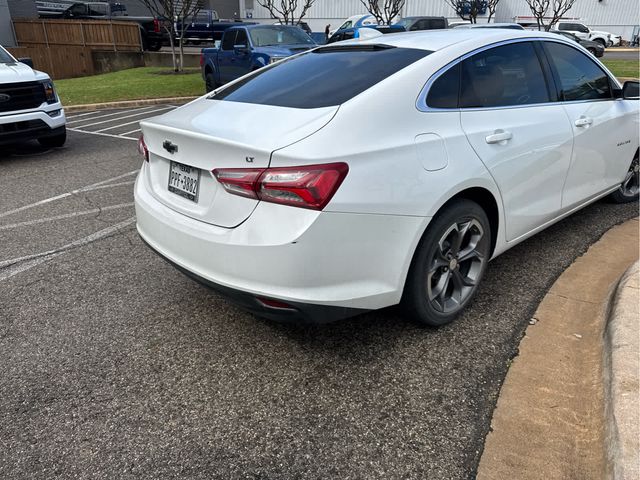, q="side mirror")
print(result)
[18,57,33,68]
[623,80,639,99]
[234,45,249,53]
